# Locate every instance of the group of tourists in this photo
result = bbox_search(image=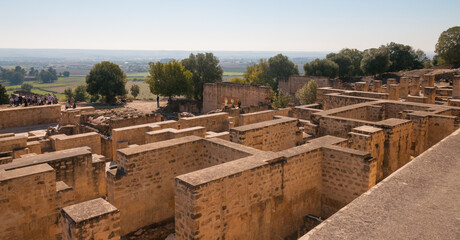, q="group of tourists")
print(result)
[9,93,58,107]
